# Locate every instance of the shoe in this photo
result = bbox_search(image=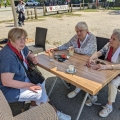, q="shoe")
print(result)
[67,90,78,98]
[99,106,113,117]
[85,96,98,106]
[19,24,22,27]
[57,111,71,120]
